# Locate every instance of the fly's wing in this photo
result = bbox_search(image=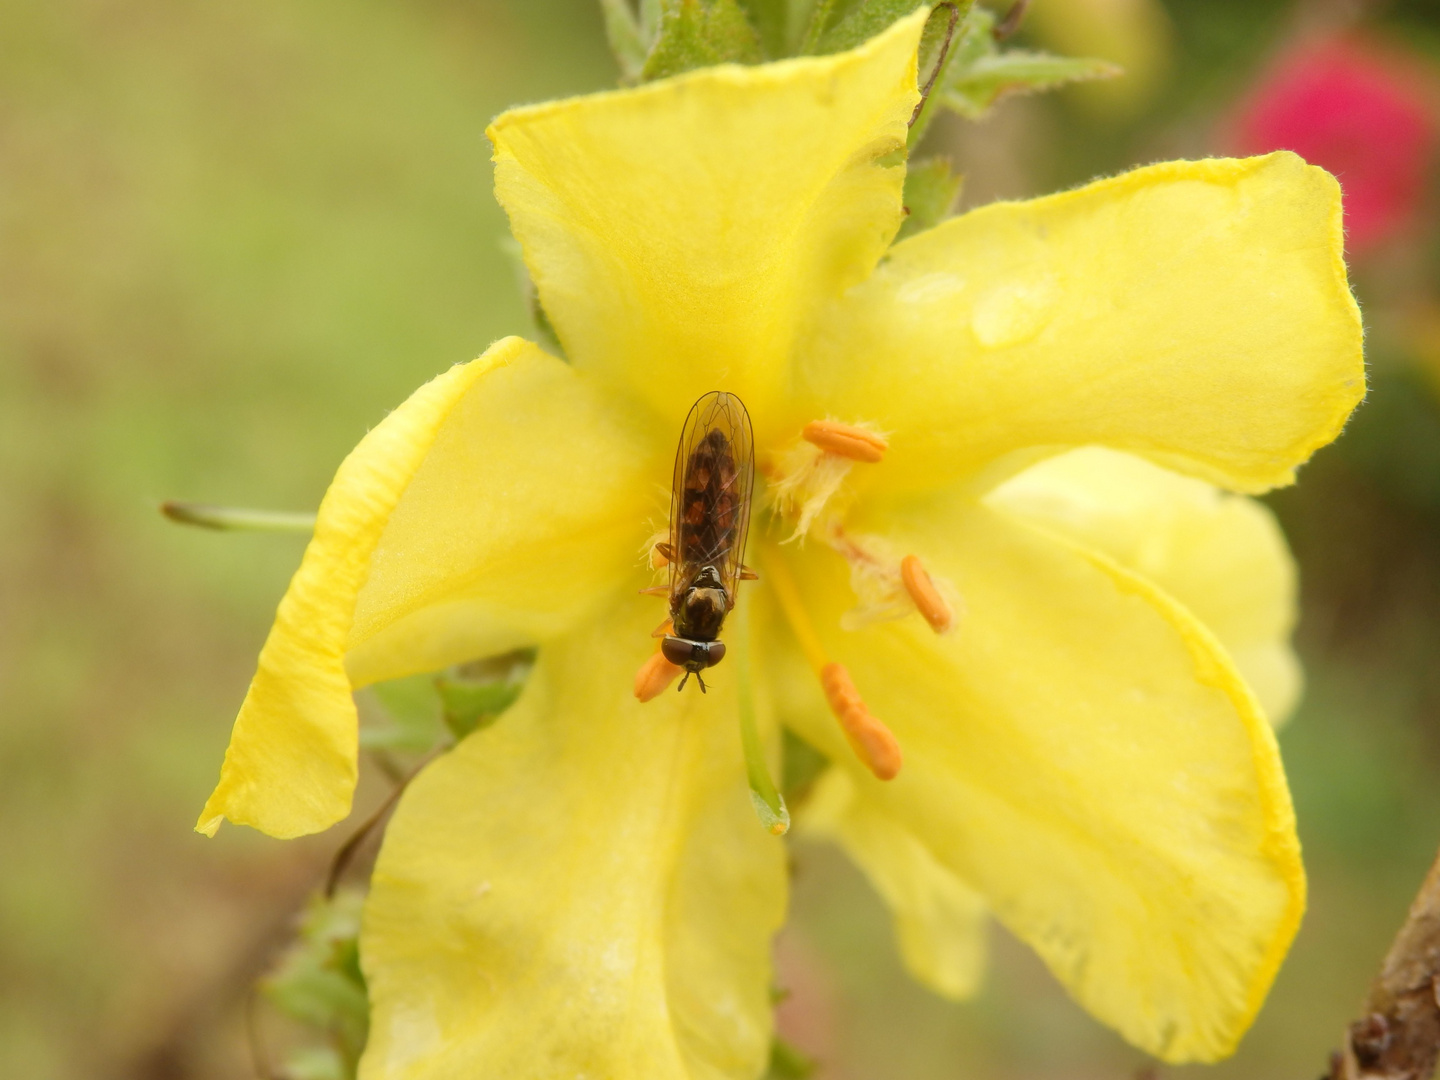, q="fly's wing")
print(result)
[667,395,703,605]
[711,392,755,599]
[668,391,755,604]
